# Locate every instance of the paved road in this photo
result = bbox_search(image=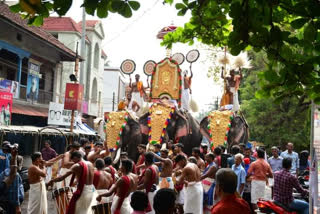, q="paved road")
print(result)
[21,190,57,214]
